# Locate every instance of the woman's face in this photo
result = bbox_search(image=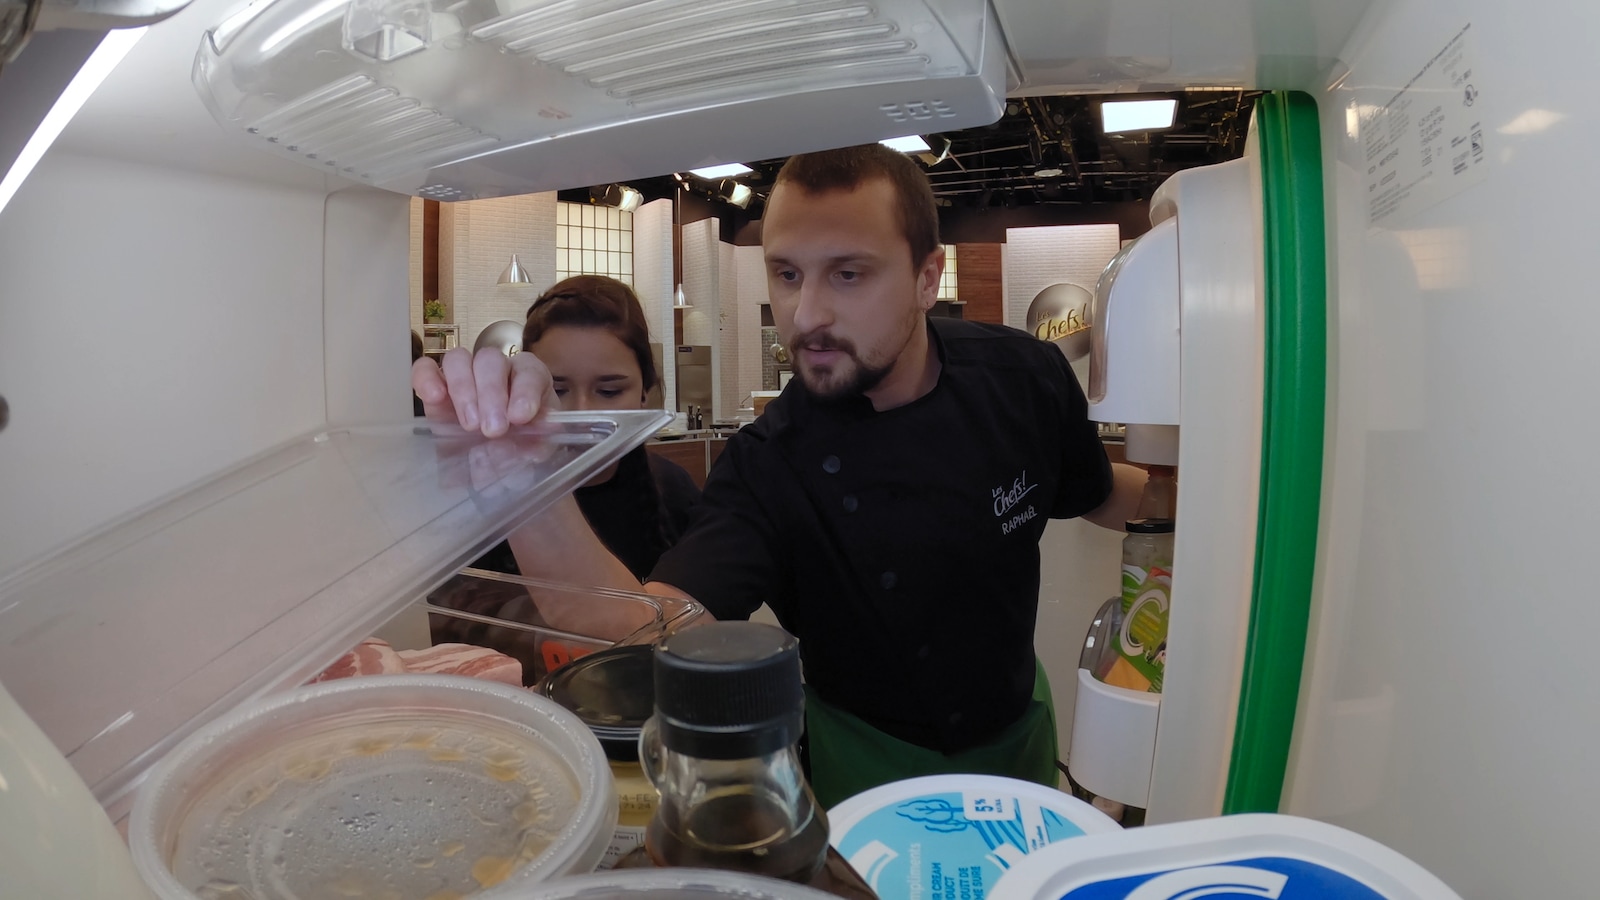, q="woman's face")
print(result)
[530,325,648,411]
